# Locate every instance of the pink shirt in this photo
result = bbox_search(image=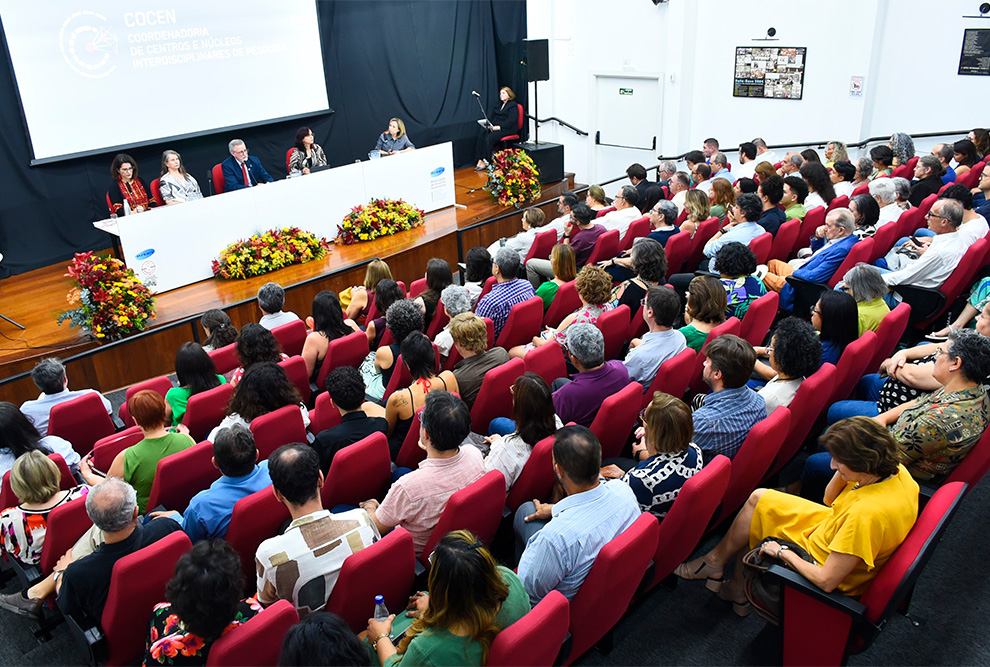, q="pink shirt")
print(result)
[375,446,485,554]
